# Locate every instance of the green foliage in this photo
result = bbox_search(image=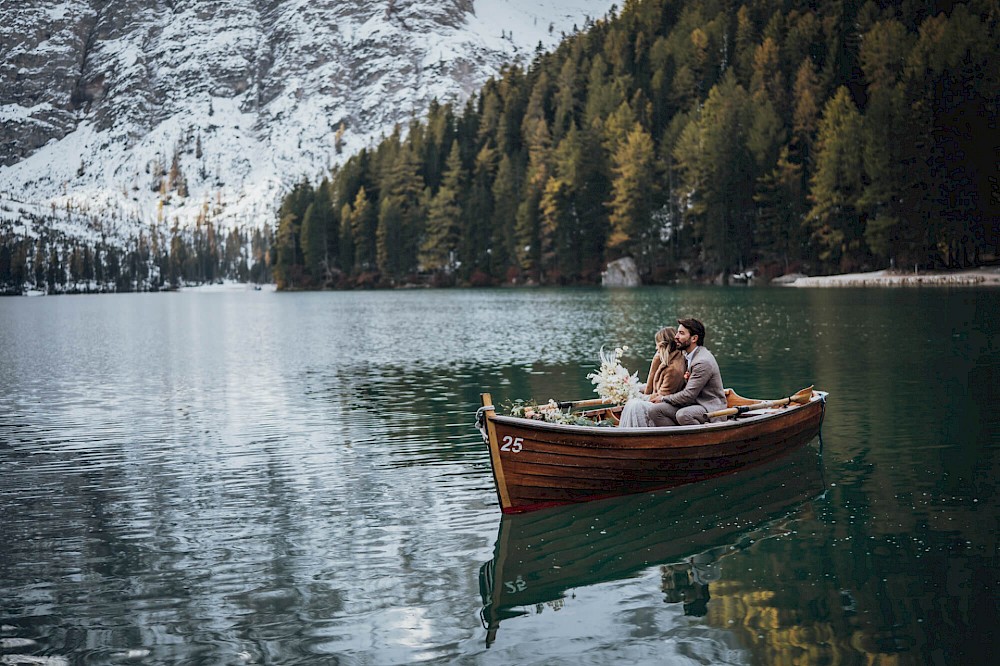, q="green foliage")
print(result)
[297,179,337,284]
[0,221,272,294]
[376,195,405,277]
[269,0,999,289]
[808,86,865,270]
[608,123,656,263]
[419,144,464,273]
[754,146,807,269]
[273,180,313,289]
[503,398,612,427]
[349,187,376,271]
